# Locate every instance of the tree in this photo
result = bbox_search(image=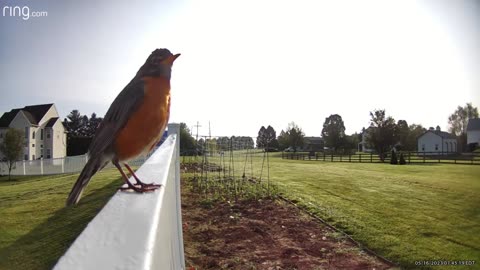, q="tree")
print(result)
[448,103,479,151]
[0,129,24,180]
[85,113,103,137]
[284,122,305,152]
[395,120,409,150]
[321,114,346,151]
[365,110,397,161]
[180,123,197,155]
[342,133,360,153]
[64,110,87,137]
[448,103,479,135]
[404,124,425,151]
[277,130,289,150]
[256,125,278,149]
[64,110,105,155]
